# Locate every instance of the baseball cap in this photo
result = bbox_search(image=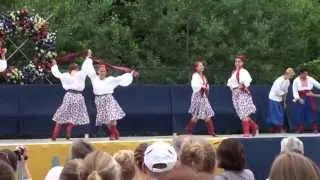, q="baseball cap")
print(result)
[45,166,63,180]
[144,141,177,173]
